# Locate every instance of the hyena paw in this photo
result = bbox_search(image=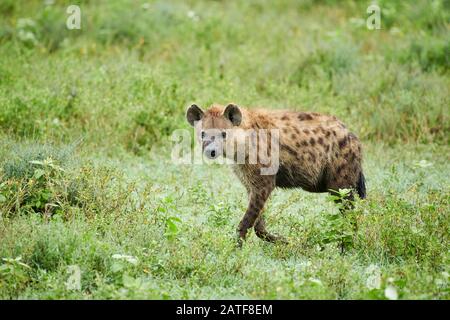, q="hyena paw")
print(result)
[275,236,289,245]
[255,230,288,244]
[235,229,246,248]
